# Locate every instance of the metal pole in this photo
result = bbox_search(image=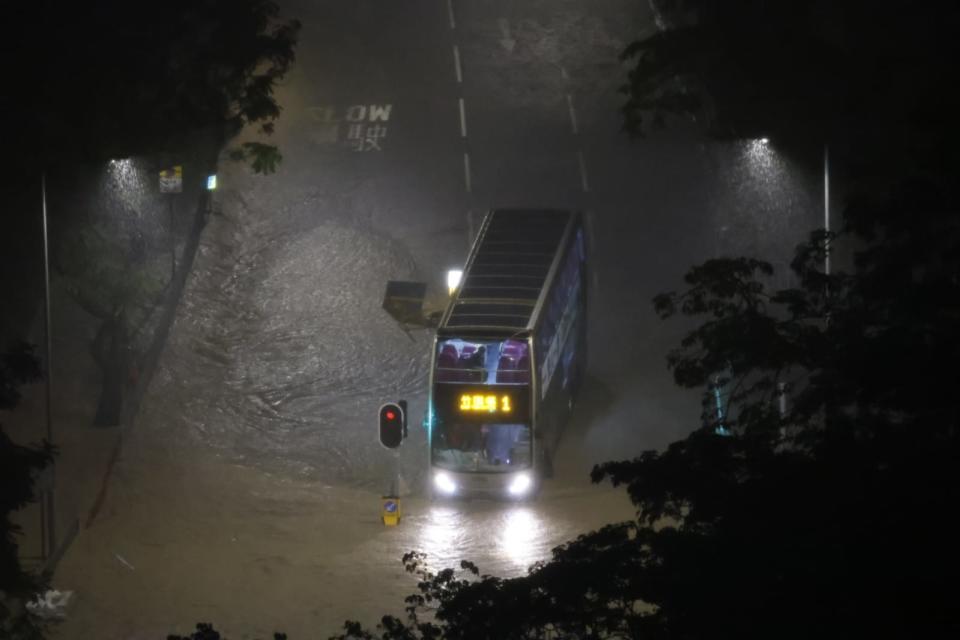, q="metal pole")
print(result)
[391,449,400,497]
[824,143,830,276]
[169,195,176,282]
[41,171,56,559]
